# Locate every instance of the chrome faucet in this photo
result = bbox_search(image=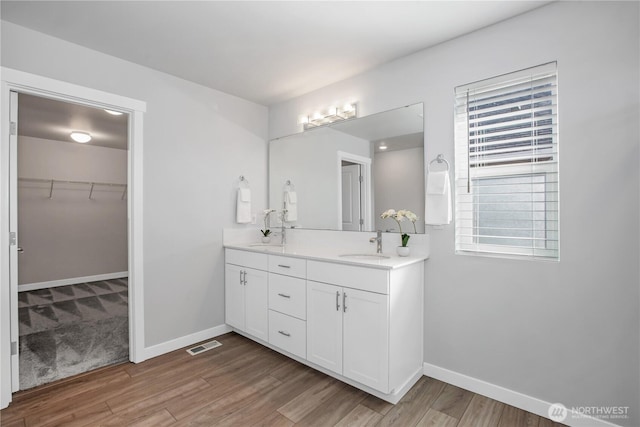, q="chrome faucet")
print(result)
[369,230,383,254]
[280,209,288,245]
